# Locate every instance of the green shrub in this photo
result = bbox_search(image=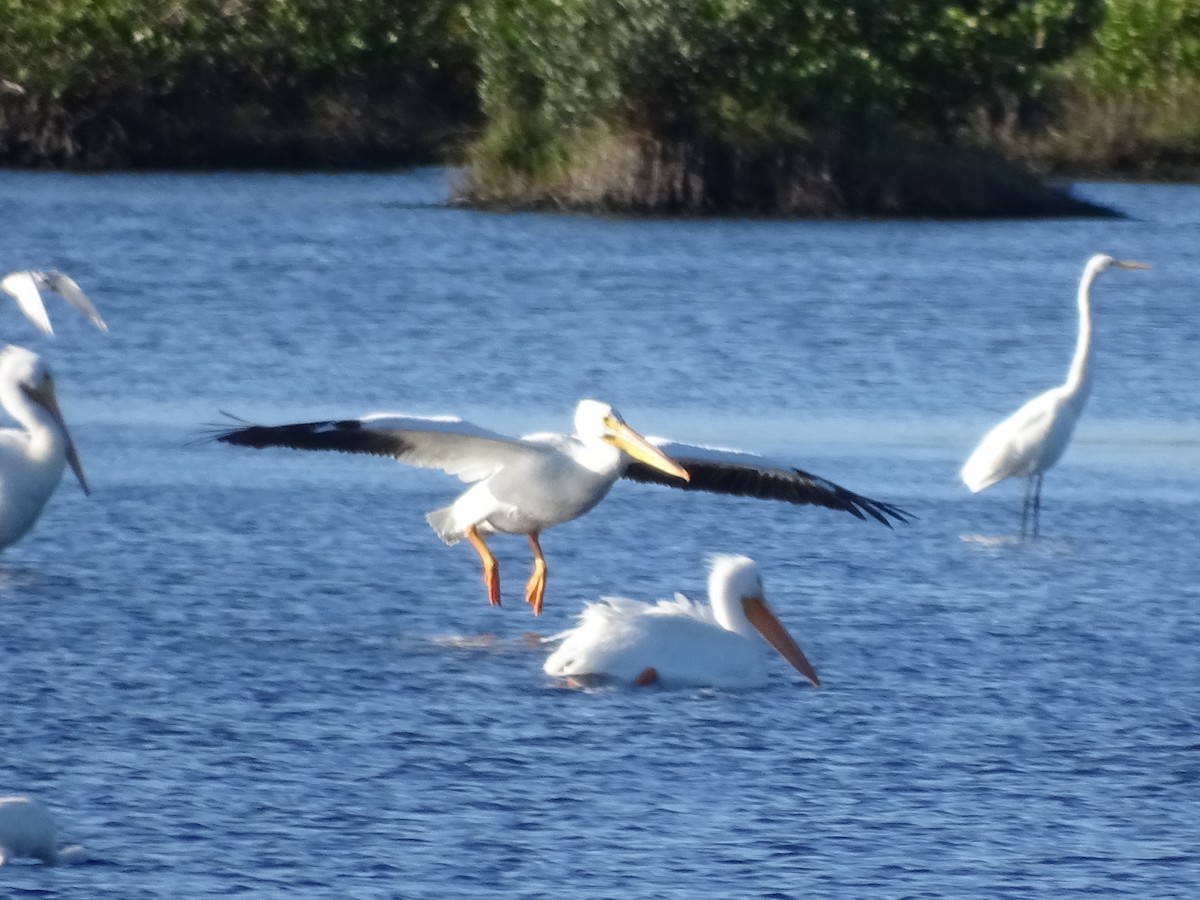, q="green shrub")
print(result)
[0,0,476,166]
[1062,0,1200,96]
[463,0,1105,210]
